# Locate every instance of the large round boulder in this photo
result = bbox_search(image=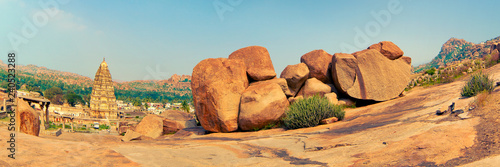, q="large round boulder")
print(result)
[331,53,358,94]
[368,41,404,60]
[135,114,164,139]
[239,82,289,131]
[297,78,333,98]
[280,63,309,96]
[191,58,249,132]
[346,49,411,101]
[300,50,333,84]
[17,99,40,136]
[228,46,276,81]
